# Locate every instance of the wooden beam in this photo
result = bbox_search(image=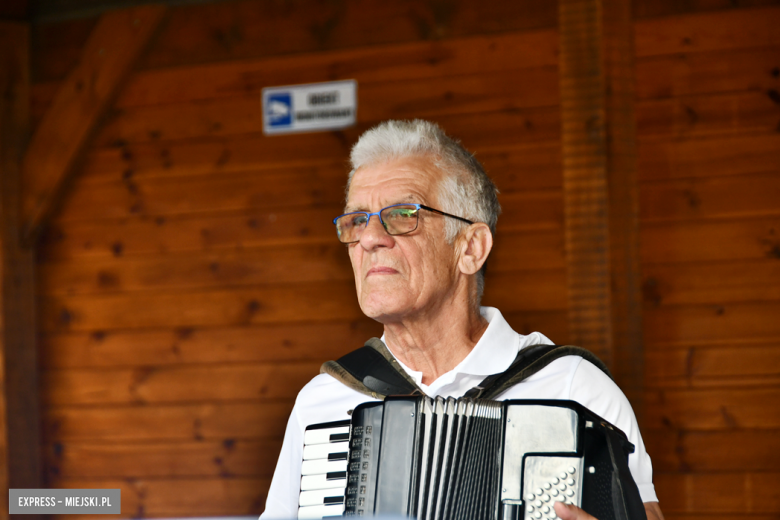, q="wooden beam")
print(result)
[21,4,166,241]
[0,20,40,518]
[558,0,644,418]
